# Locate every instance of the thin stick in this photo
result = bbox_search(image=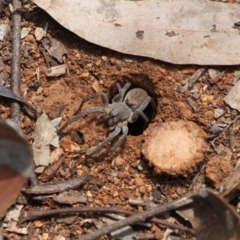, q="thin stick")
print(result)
[22,205,194,234]
[188,67,207,90]
[22,197,194,239]
[11,0,22,125]
[79,197,193,240]
[211,114,240,145]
